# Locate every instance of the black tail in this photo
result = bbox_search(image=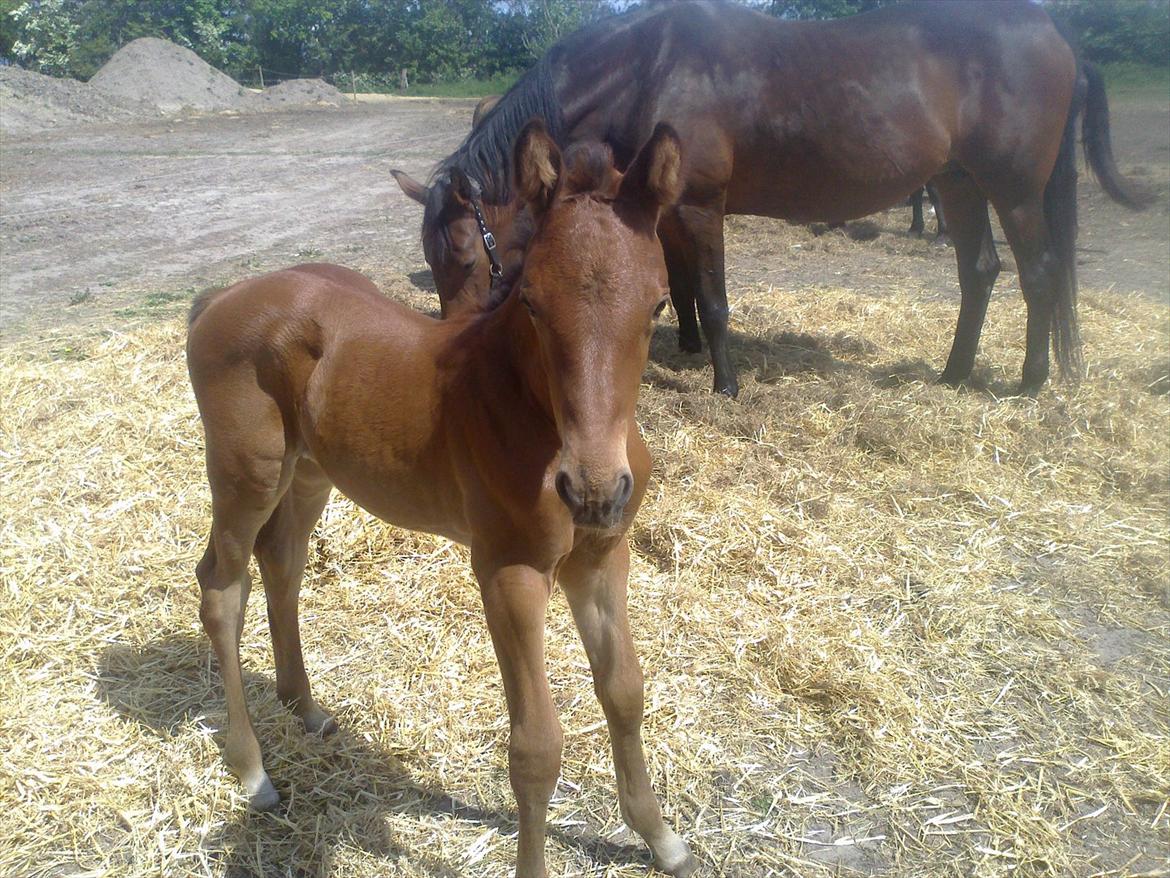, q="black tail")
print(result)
[1044,82,1082,380]
[1081,62,1153,210]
